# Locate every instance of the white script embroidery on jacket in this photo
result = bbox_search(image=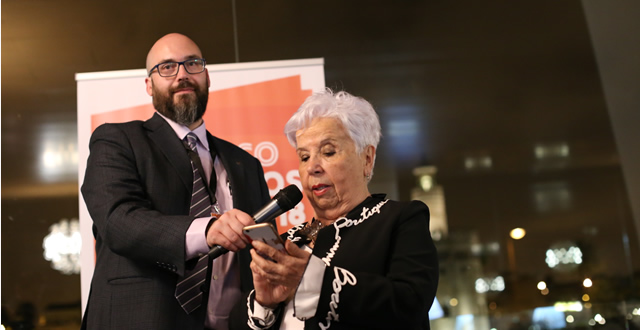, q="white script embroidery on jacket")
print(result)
[321,200,389,266]
[287,223,306,244]
[317,199,388,329]
[319,267,357,330]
